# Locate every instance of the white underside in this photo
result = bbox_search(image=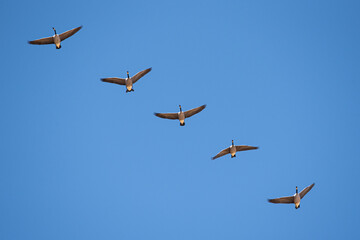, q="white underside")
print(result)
[178,112,185,124]
[126,79,133,90]
[230,145,236,156]
[54,35,61,48]
[294,194,300,207]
